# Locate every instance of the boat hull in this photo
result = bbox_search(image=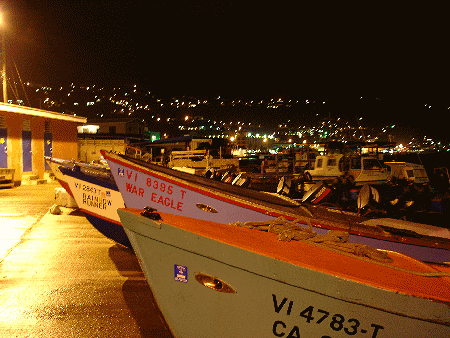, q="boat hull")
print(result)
[103,152,294,225]
[118,209,450,338]
[45,156,74,196]
[59,166,131,248]
[307,173,387,186]
[102,152,450,263]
